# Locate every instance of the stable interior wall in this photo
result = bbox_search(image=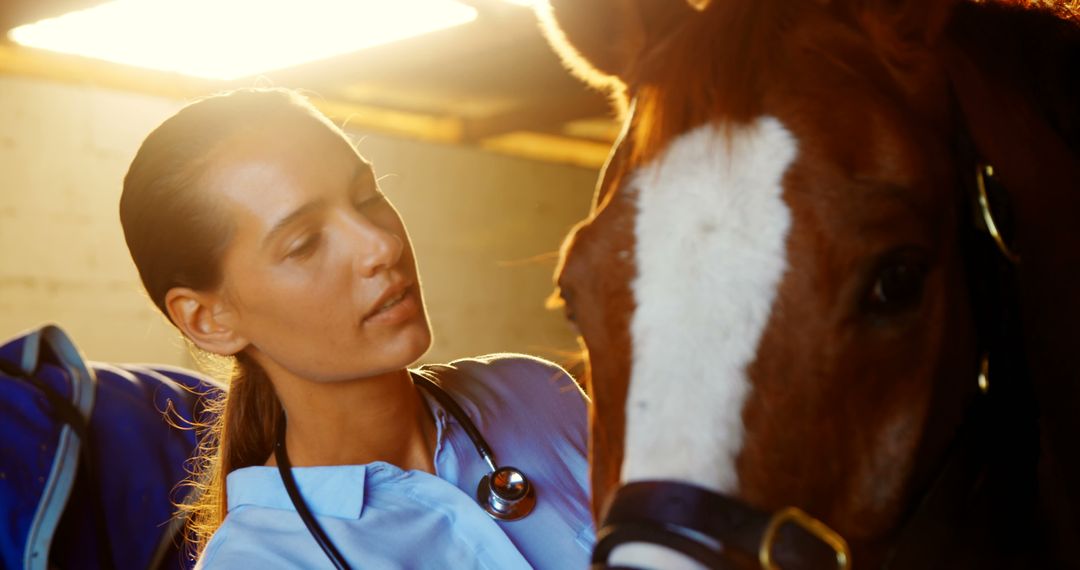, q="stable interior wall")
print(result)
[0,75,594,373]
